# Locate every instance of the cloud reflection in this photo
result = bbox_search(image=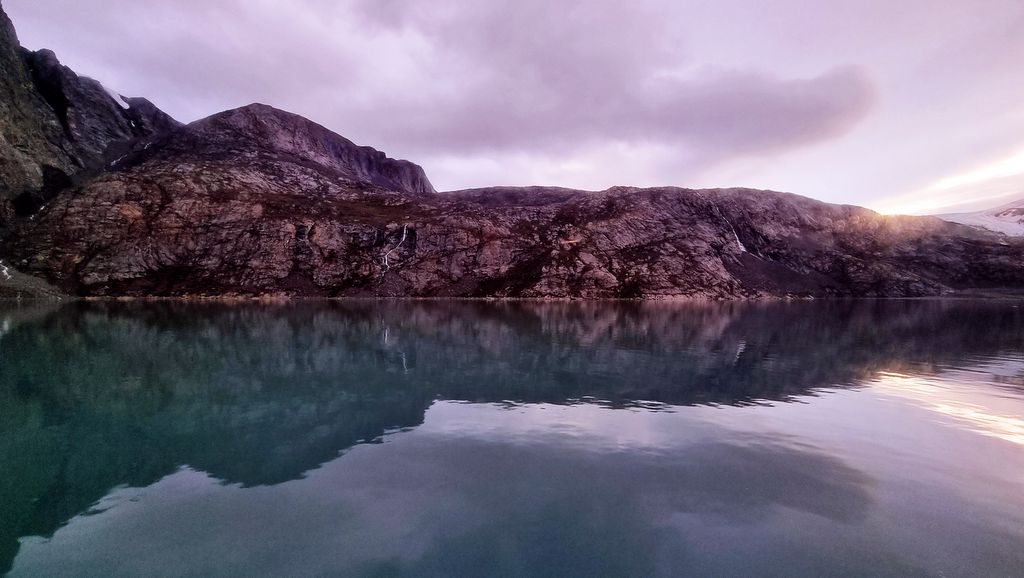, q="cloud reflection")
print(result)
[9,402,876,577]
